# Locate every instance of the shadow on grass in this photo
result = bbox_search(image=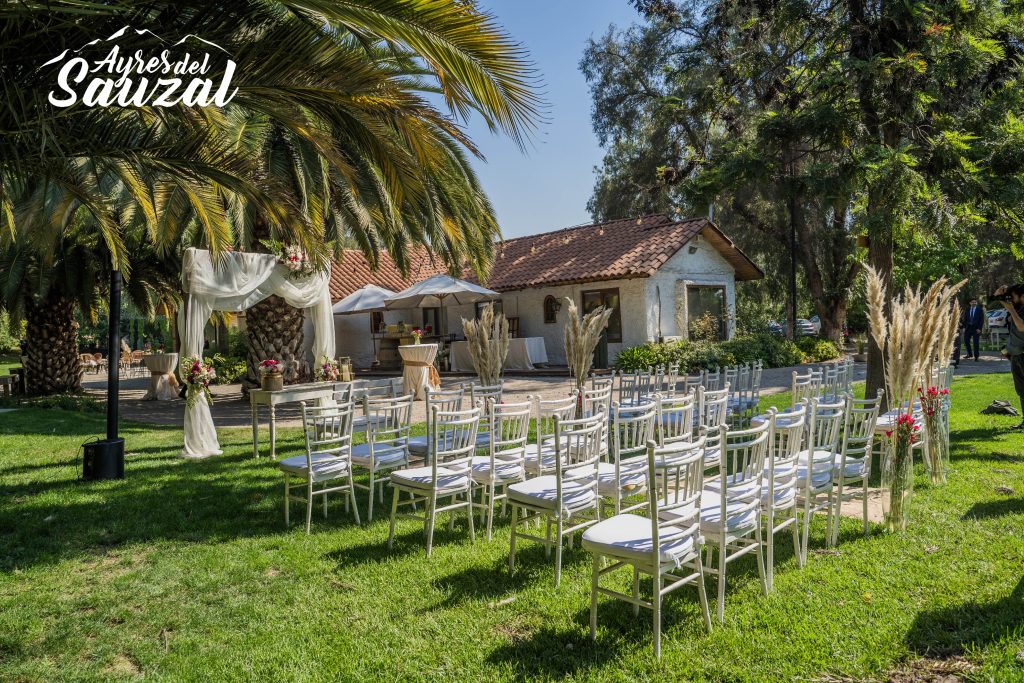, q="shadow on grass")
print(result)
[486,623,622,677]
[961,496,1024,520]
[905,575,1024,657]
